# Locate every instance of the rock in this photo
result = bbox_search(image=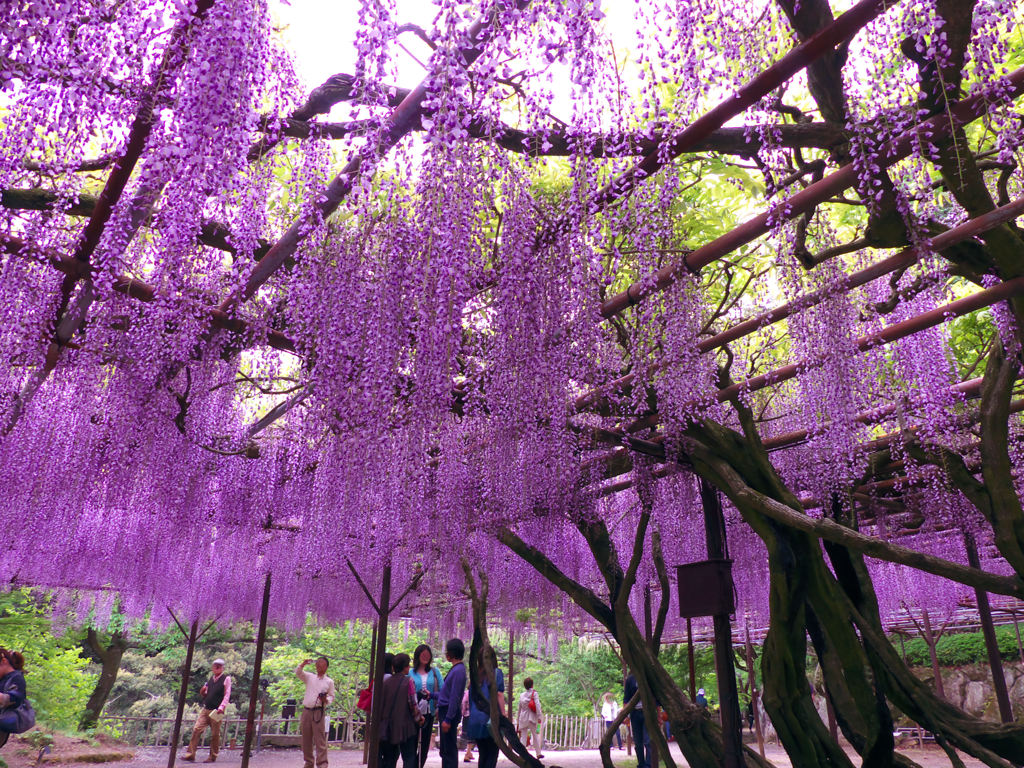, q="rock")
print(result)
[964,681,988,715]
